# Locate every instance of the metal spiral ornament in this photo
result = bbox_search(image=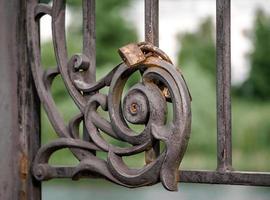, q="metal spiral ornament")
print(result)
[29,0,191,191]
